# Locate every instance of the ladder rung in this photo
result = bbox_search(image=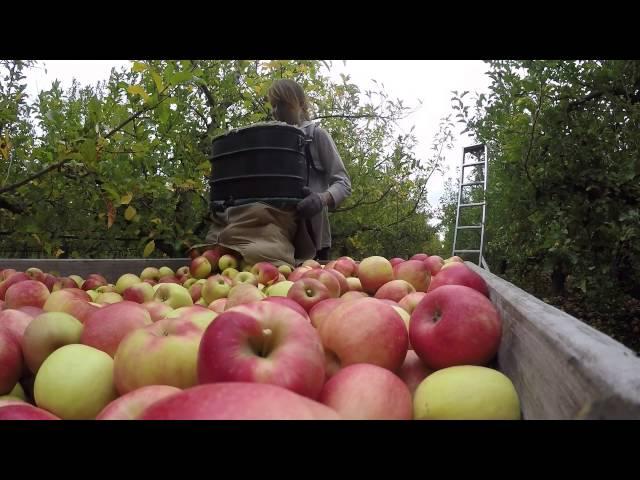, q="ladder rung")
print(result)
[461,181,484,187]
[463,144,485,153]
[456,225,482,230]
[462,161,485,168]
[454,249,481,253]
[459,202,485,208]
